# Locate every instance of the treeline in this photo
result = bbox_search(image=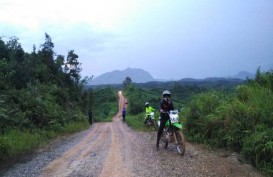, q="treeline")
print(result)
[124,82,209,115]
[92,87,119,122]
[0,34,93,161]
[183,68,273,176]
[122,81,207,131]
